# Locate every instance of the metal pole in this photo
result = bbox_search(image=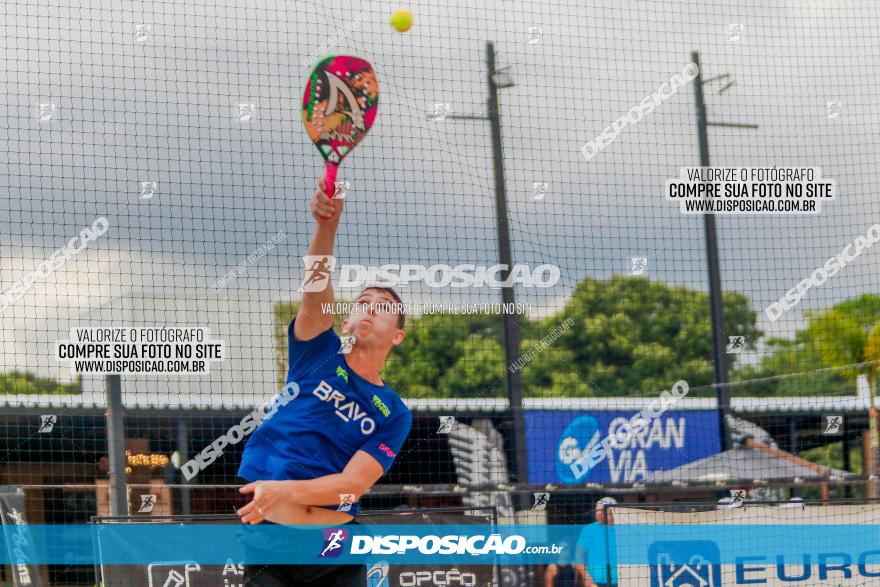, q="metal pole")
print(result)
[178,419,192,516]
[693,51,732,451]
[487,42,529,485]
[105,374,128,516]
[842,426,852,498]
